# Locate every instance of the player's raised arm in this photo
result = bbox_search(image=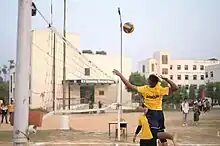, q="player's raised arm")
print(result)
[112,69,137,92]
[159,75,178,92]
